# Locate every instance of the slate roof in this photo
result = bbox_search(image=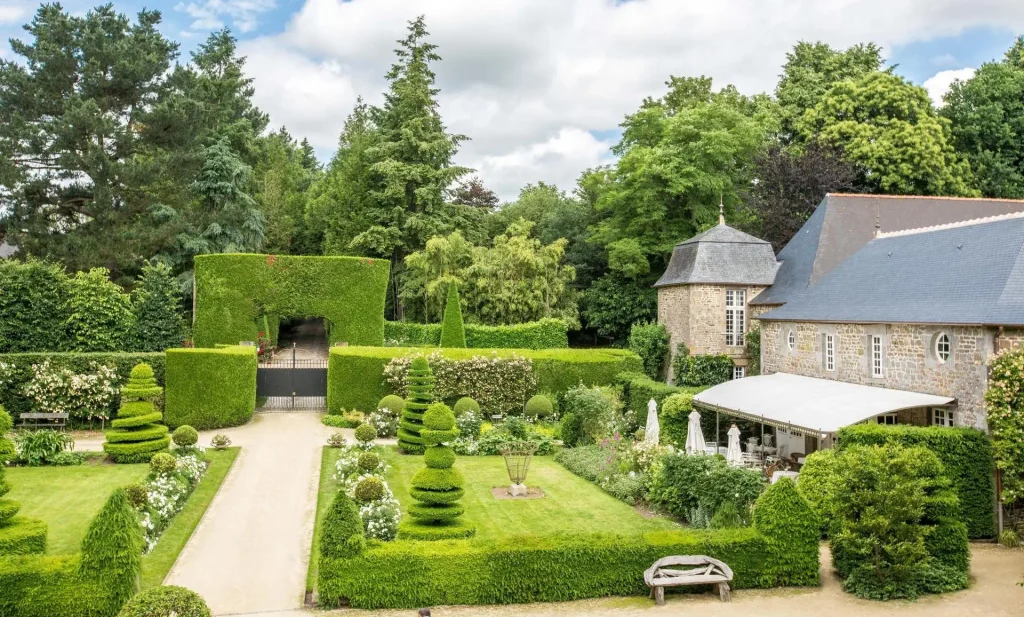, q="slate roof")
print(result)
[752,194,1024,306]
[654,223,778,287]
[759,213,1024,326]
